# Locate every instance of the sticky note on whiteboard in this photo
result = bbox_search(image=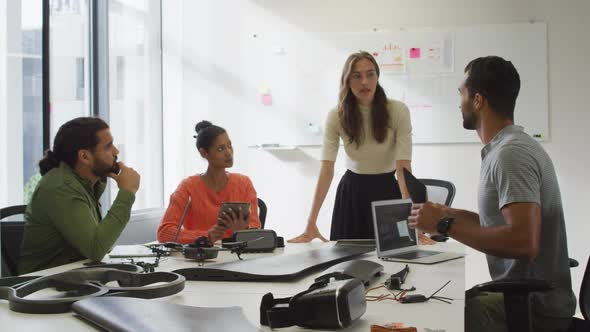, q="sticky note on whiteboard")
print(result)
[409,47,421,59]
[261,94,273,106]
[257,86,270,95]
